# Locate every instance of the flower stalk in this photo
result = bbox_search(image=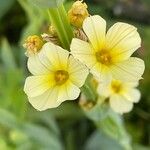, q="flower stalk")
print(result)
[48,4,74,50]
